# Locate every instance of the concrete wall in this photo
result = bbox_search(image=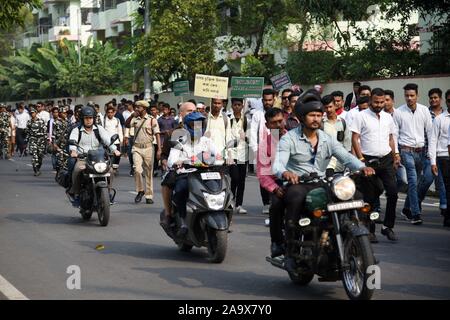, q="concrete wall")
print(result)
[5,75,450,110]
[320,75,450,107]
